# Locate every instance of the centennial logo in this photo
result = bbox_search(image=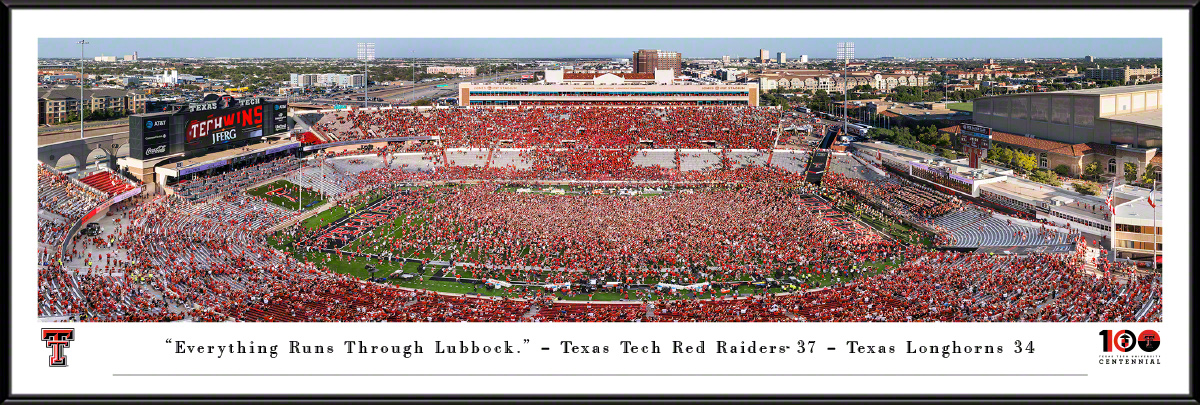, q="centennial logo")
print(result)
[41,328,74,367]
[1098,329,1160,365]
